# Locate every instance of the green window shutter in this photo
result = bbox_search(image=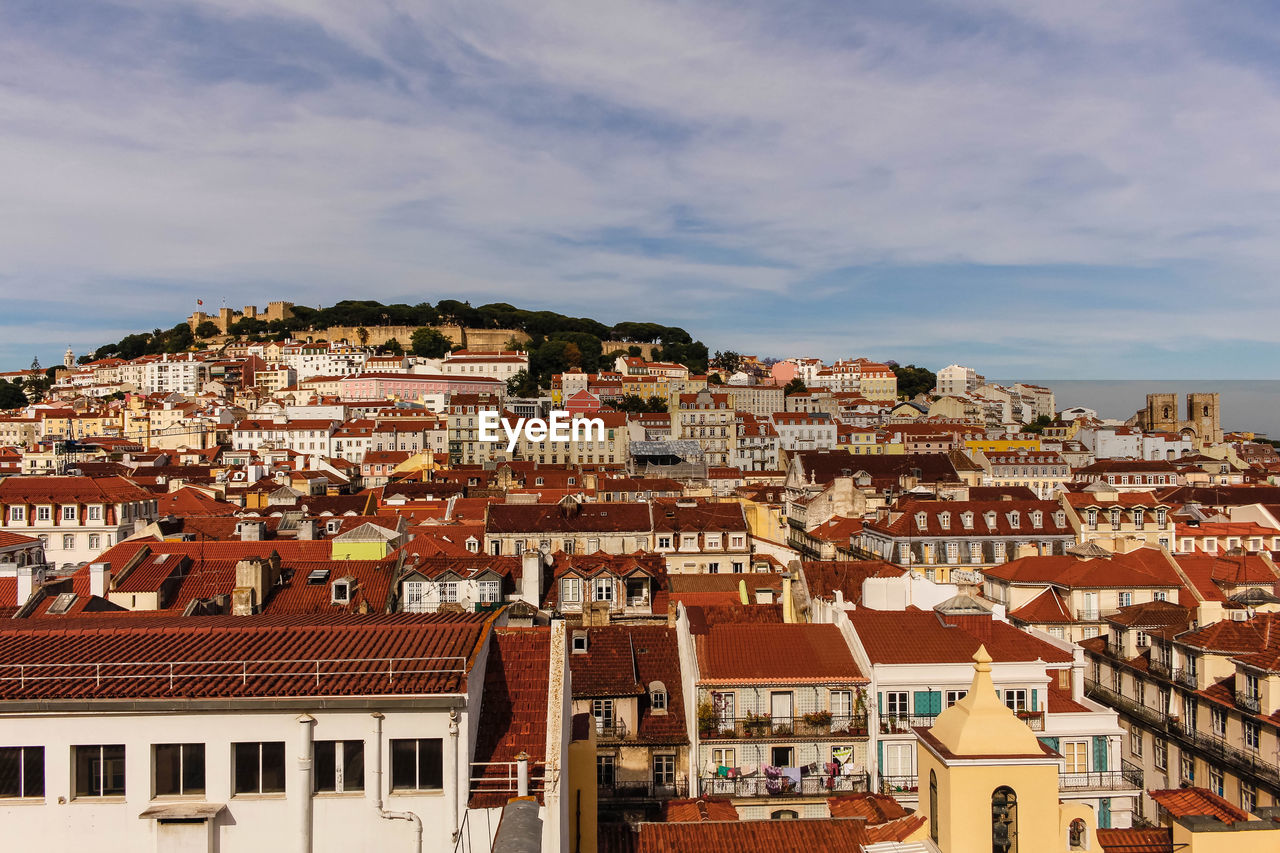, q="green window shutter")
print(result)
[878,693,883,714]
[1093,736,1109,771]
[1030,689,1038,712]
[877,739,884,773]
[1099,797,1111,829]
[1038,736,1060,752]
[913,691,933,716]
